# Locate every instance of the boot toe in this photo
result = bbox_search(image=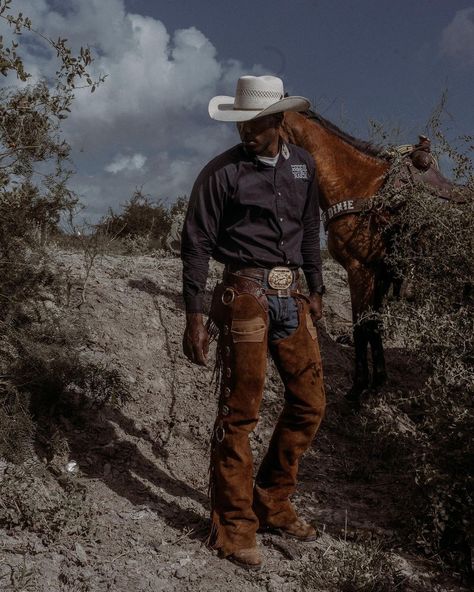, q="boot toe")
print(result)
[228,546,263,570]
[274,518,317,541]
